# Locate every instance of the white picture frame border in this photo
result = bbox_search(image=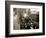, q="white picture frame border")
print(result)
[10,5,43,35]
